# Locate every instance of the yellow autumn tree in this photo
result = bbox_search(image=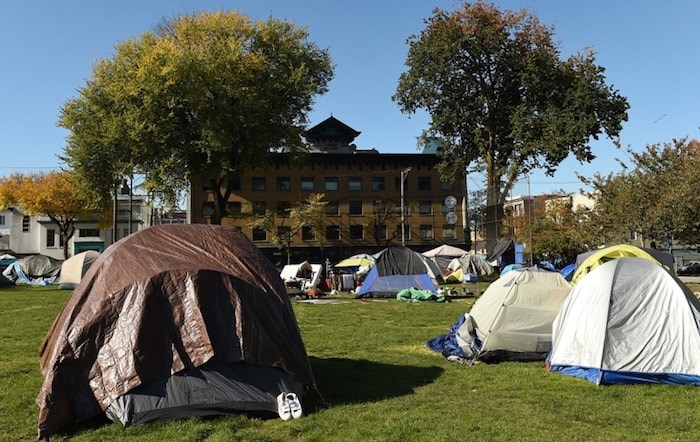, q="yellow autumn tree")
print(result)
[0,171,96,258]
